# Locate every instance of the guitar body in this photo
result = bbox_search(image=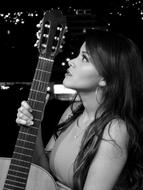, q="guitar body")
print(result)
[0,157,57,190]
